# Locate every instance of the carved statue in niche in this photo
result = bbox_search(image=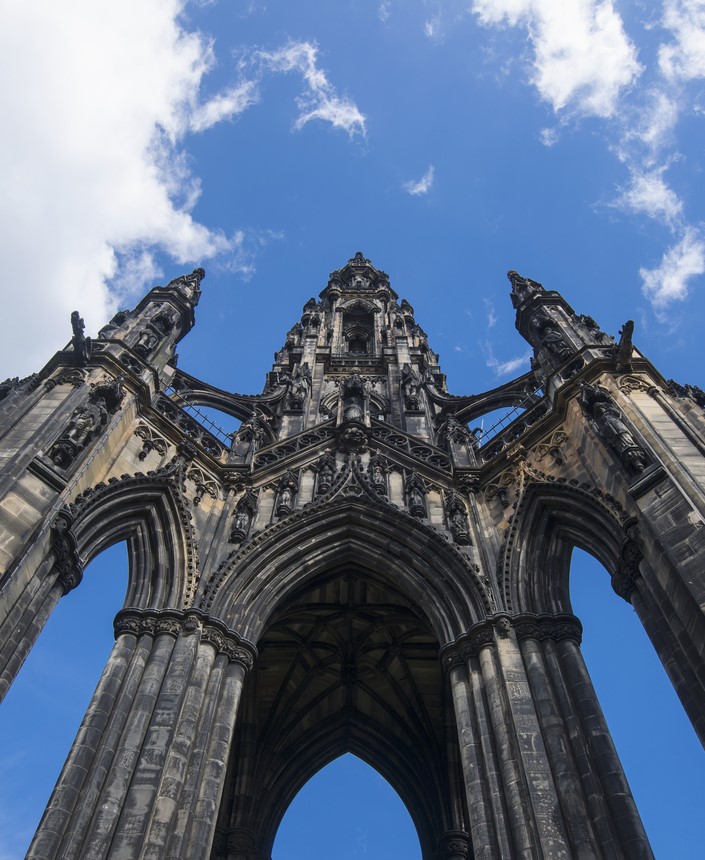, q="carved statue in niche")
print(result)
[442,415,472,448]
[507,269,544,308]
[401,364,421,411]
[134,309,176,359]
[48,376,125,469]
[579,381,647,474]
[445,493,472,545]
[530,309,572,362]
[236,410,270,457]
[406,472,427,518]
[229,488,258,544]
[166,267,205,302]
[276,471,299,517]
[287,363,311,410]
[368,453,388,496]
[341,374,365,423]
[70,311,91,366]
[315,450,336,495]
